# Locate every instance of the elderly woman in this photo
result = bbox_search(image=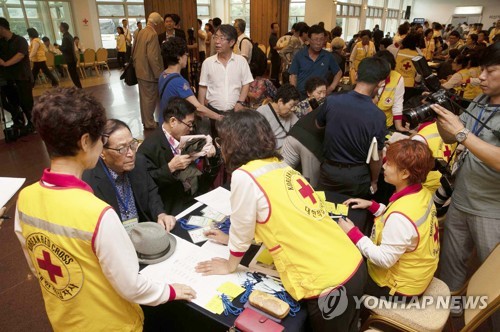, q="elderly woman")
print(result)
[338,139,439,299]
[196,110,366,331]
[14,88,195,331]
